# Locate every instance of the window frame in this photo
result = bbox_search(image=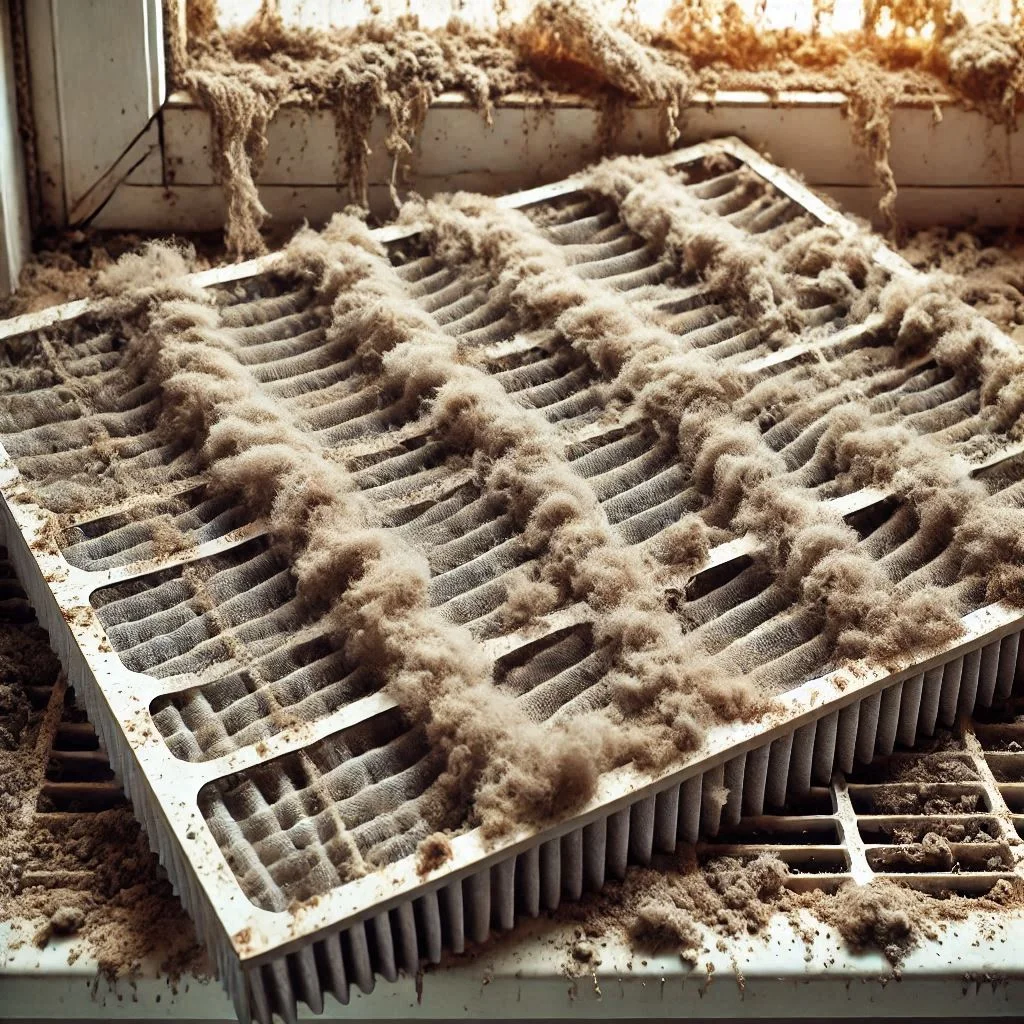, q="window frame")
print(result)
[0,0,31,295]
[21,0,165,229]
